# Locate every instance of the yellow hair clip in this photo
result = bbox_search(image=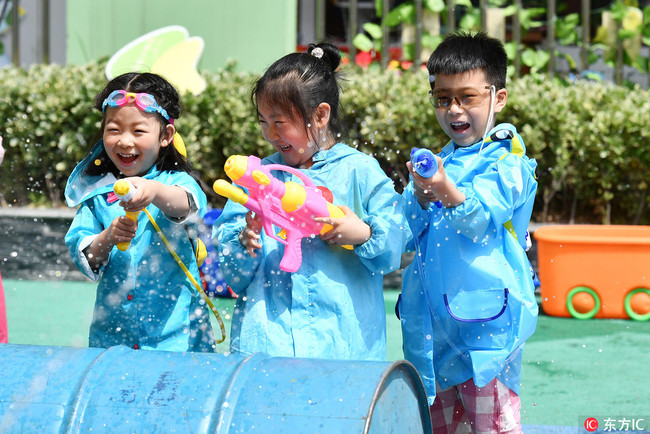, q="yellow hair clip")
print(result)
[173,132,186,158]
